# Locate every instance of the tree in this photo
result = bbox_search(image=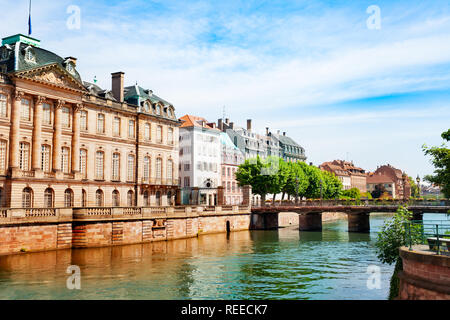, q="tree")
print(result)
[423,128,450,198]
[281,161,309,201]
[341,187,361,200]
[408,176,419,198]
[321,170,343,199]
[371,184,386,199]
[374,206,422,299]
